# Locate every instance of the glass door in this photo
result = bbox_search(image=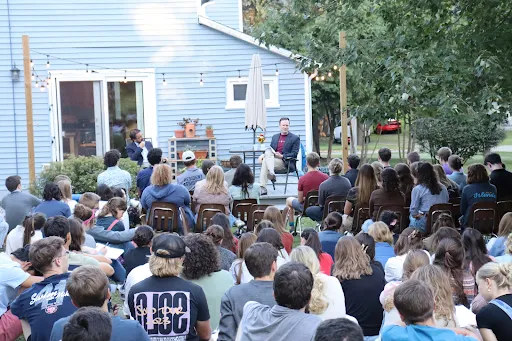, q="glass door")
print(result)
[58,81,104,159]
